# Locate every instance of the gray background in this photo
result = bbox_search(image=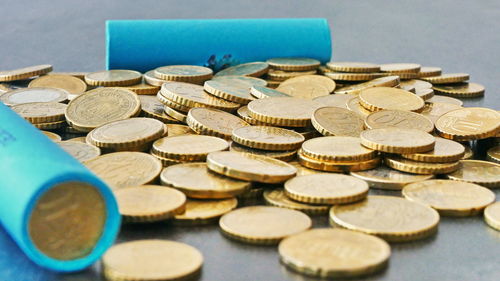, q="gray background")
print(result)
[0,0,499,280]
